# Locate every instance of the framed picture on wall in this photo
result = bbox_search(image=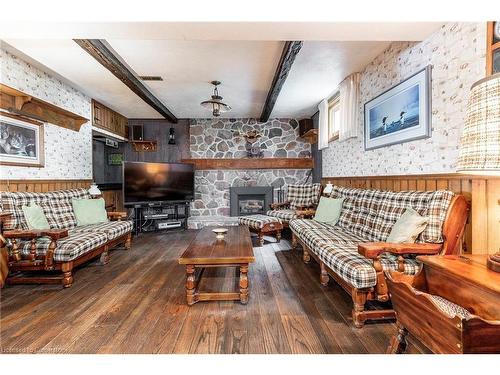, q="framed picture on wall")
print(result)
[0,113,45,167]
[364,65,432,150]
